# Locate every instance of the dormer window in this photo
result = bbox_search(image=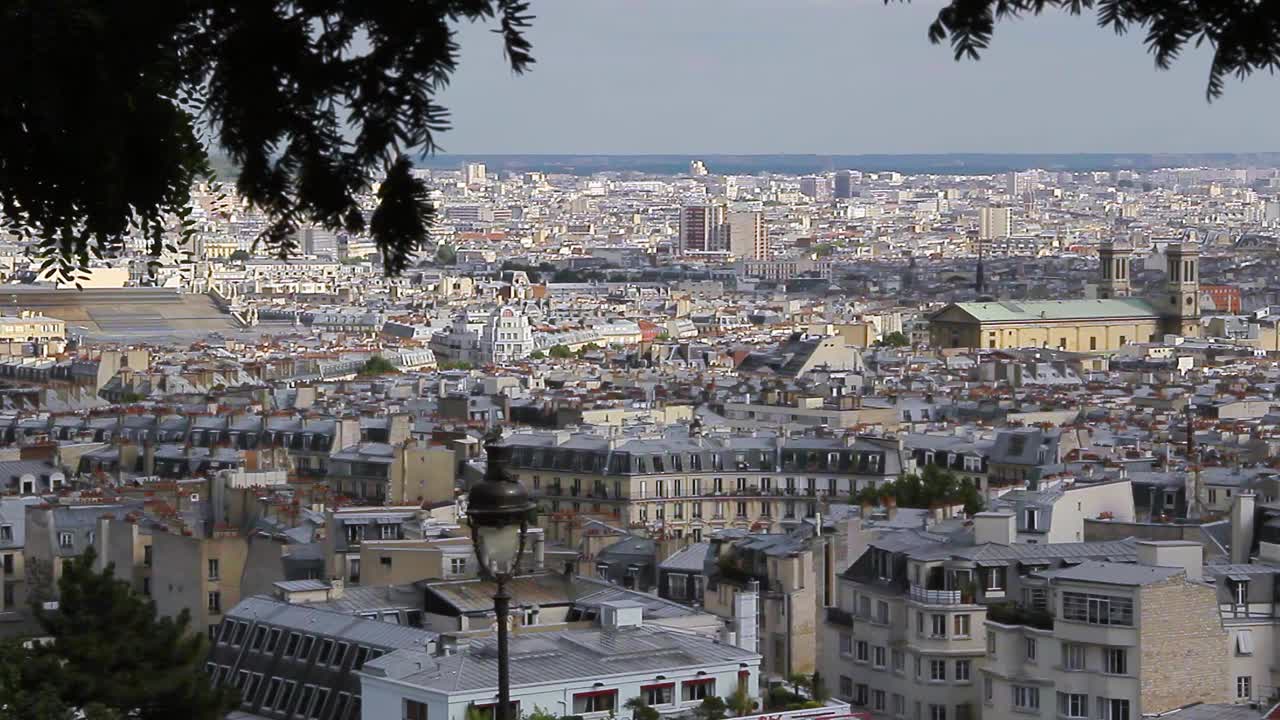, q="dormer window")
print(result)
[1024,509,1040,531]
